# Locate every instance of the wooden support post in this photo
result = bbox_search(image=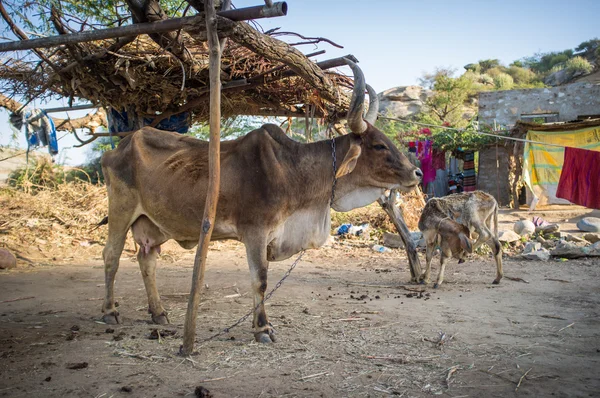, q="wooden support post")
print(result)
[378,191,422,283]
[181,0,222,356]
